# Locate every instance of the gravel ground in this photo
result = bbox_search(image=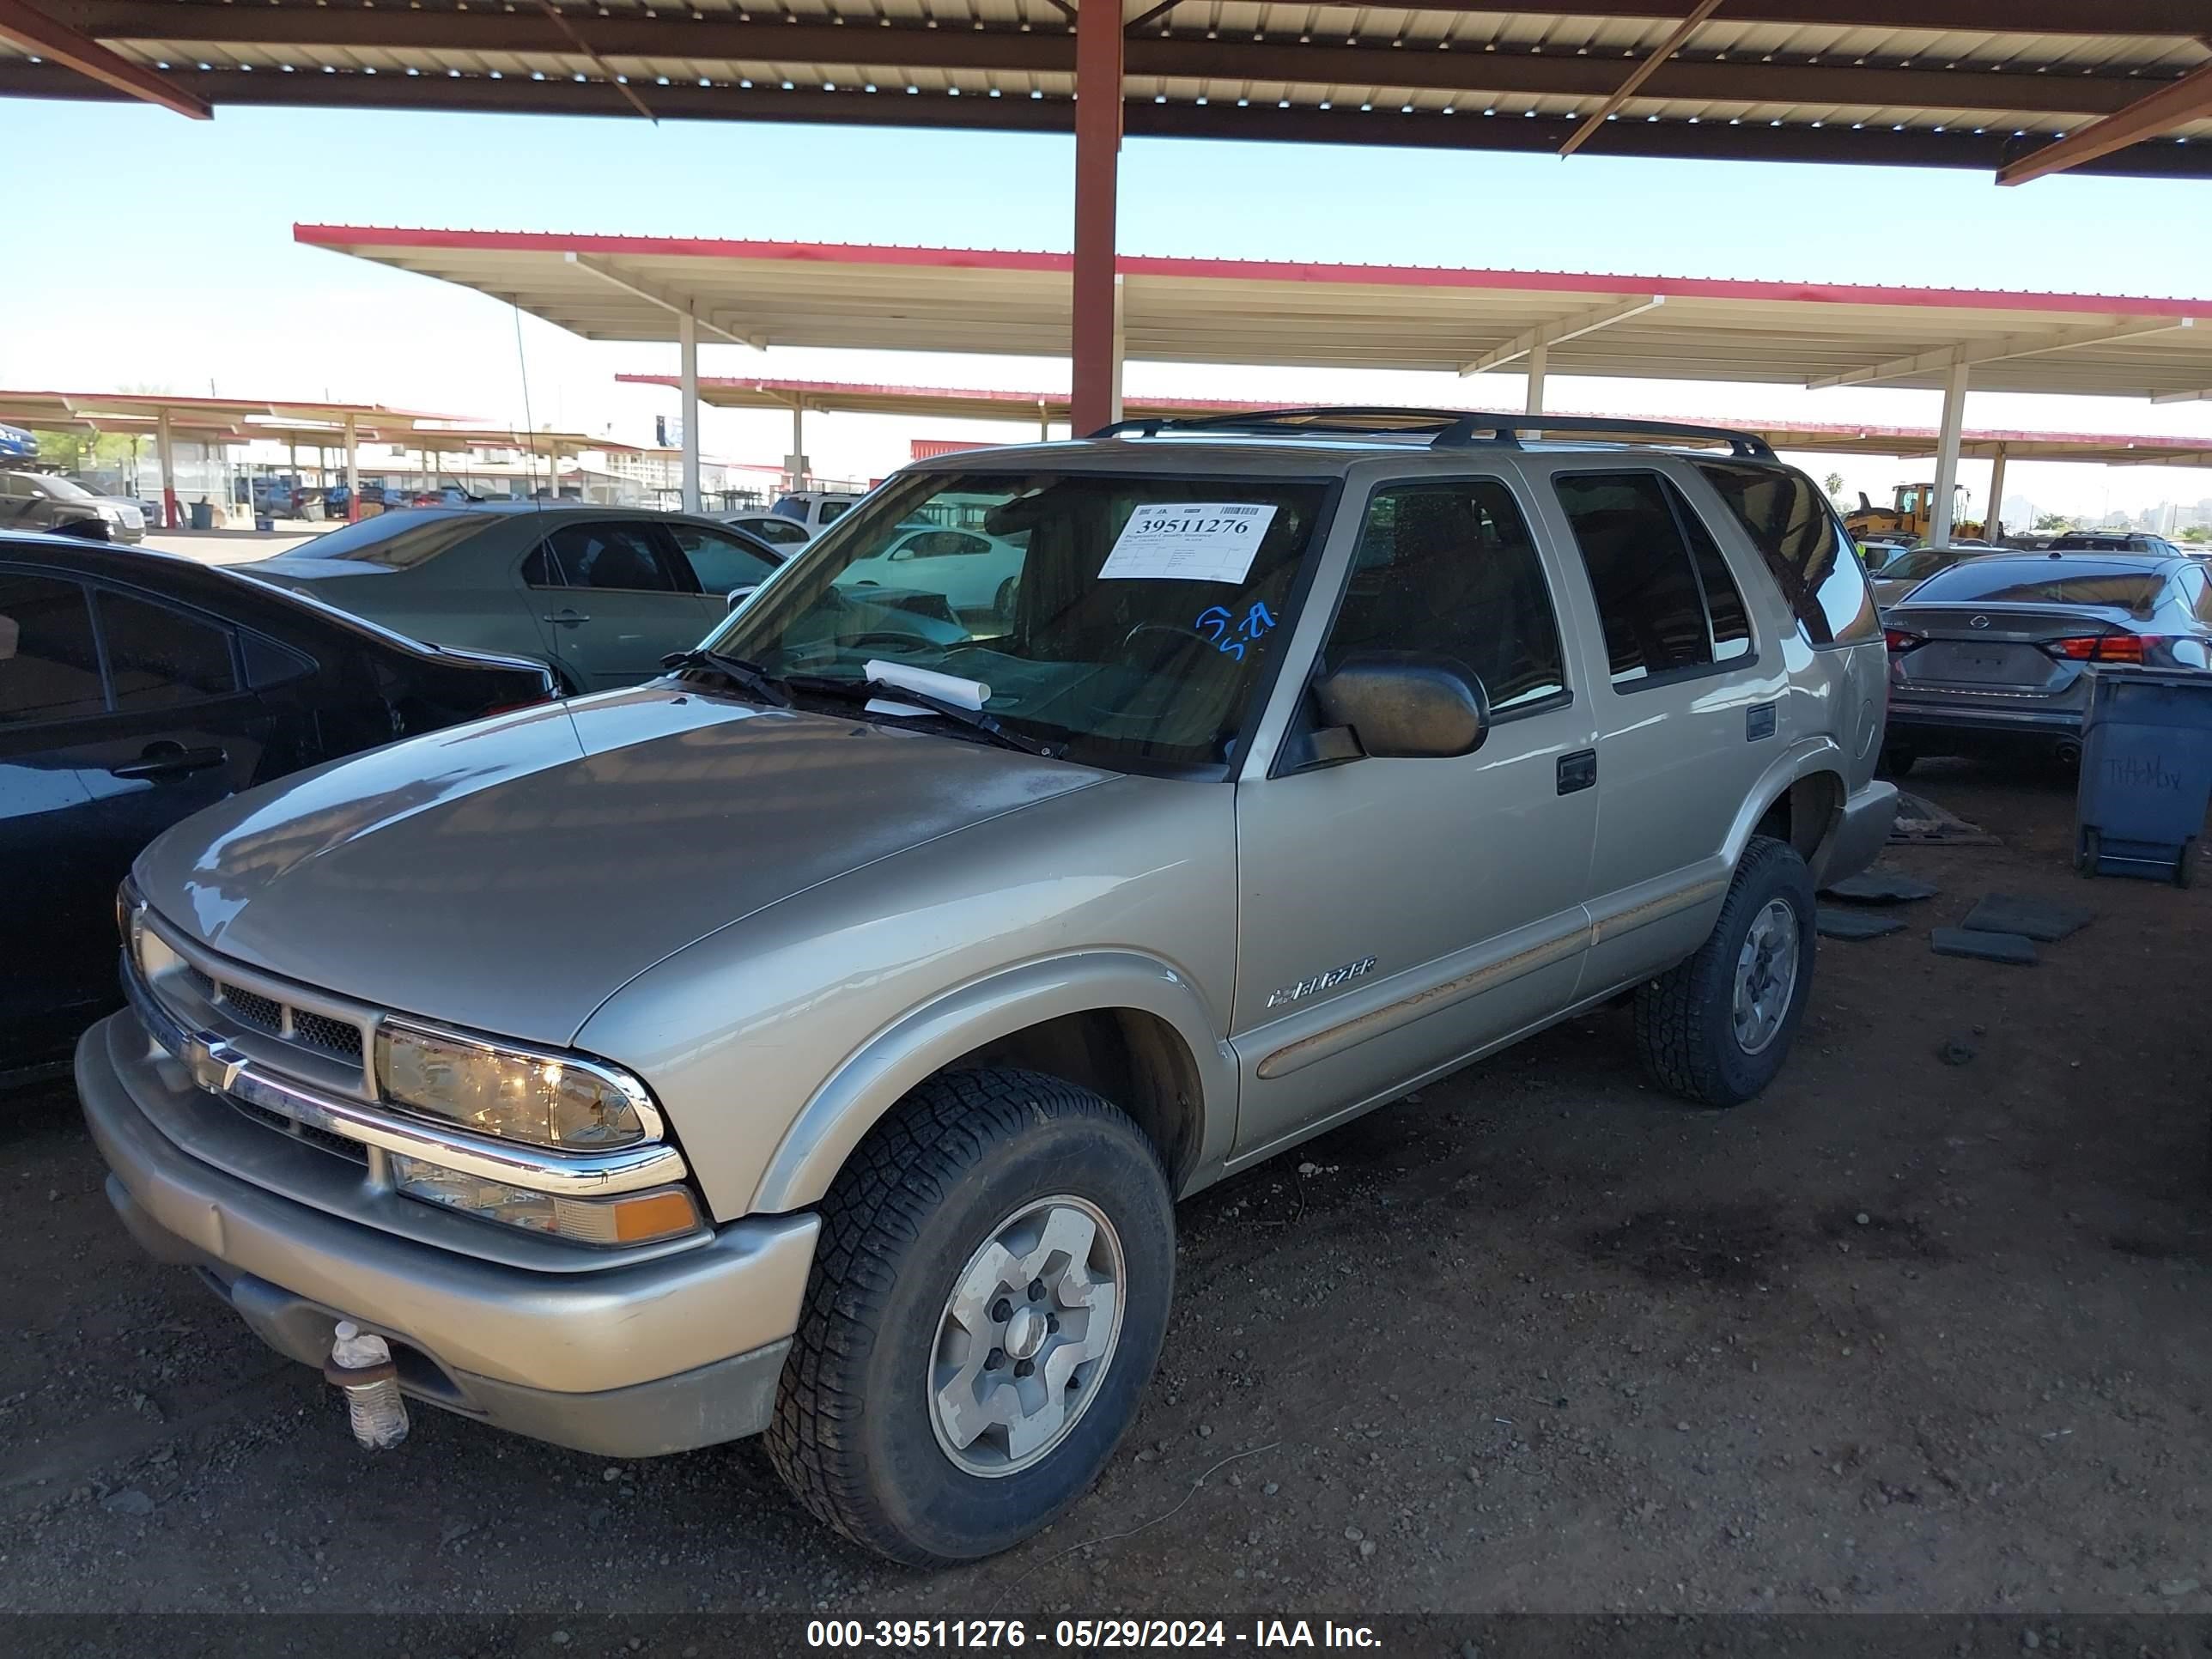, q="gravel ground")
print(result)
[3,758,2207,1622]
